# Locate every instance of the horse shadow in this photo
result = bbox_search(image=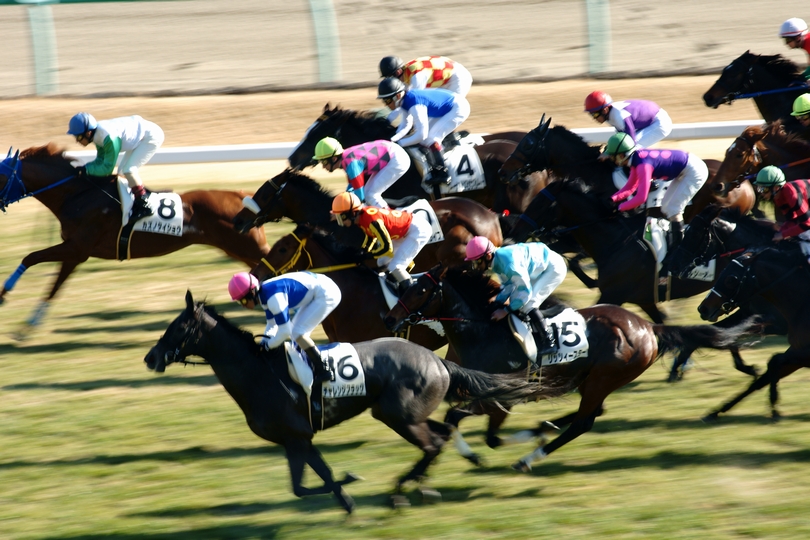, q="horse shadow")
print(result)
[2,374,220,392]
